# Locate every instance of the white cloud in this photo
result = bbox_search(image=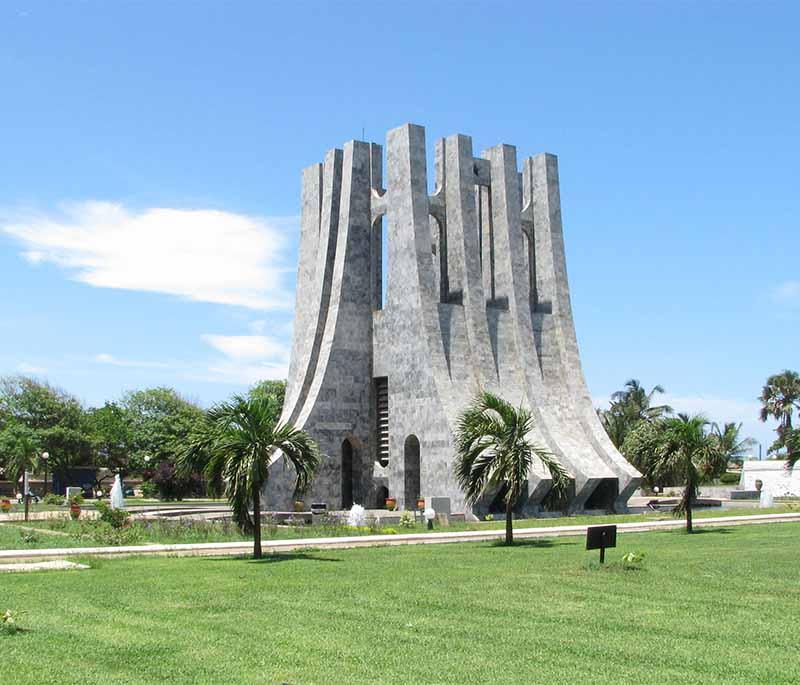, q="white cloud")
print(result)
[94,353,171,369]
[201,334,288,361]
[205,360,289,385]
[17,362,46,374]
[200,334,290,385]
[773,280,800,303]
[1,201,295,310]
